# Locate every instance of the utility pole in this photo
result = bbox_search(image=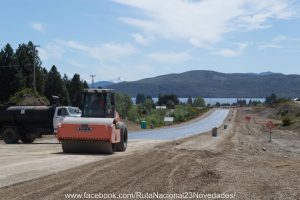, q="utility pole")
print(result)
[33,45,40,93]
[90,74,96,88]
